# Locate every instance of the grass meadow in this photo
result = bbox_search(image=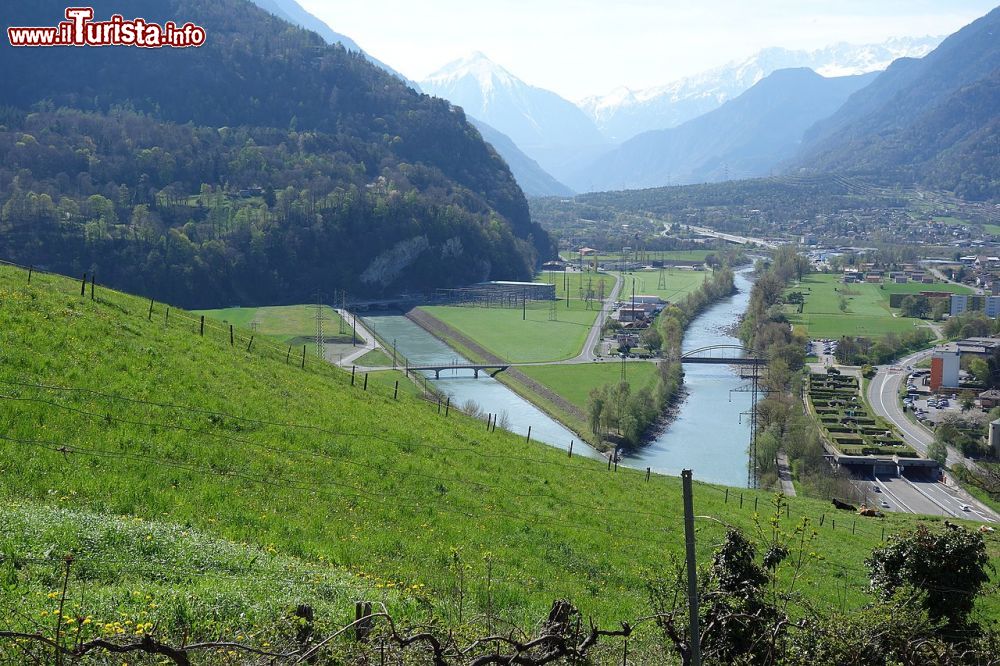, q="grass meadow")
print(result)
[1,264,997,653]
